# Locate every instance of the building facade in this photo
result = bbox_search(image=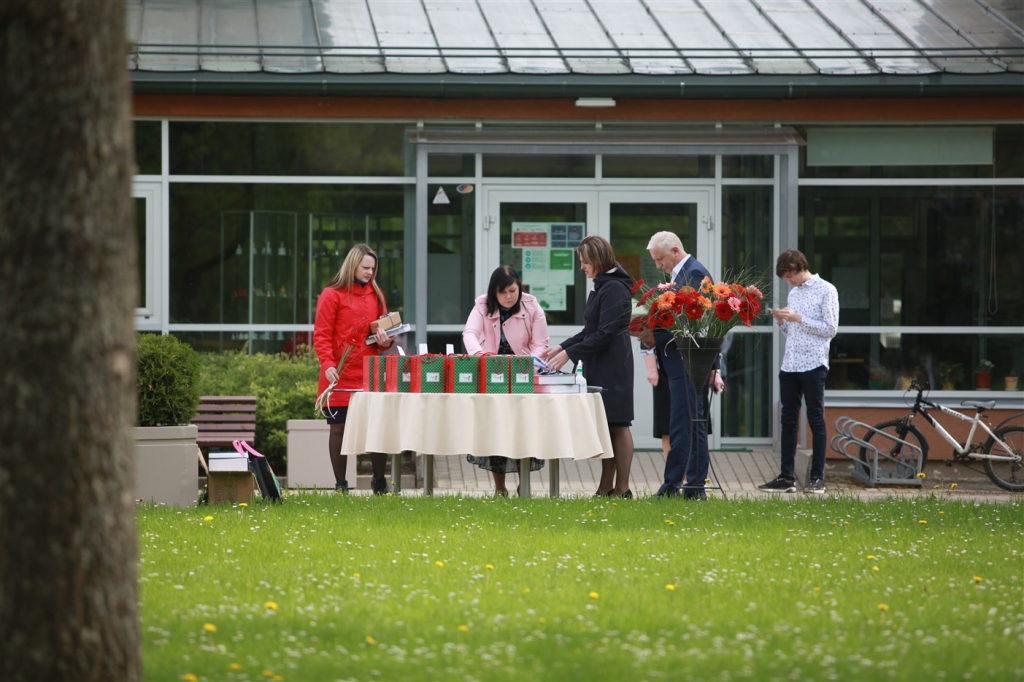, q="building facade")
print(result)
[128,0,1024,450]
